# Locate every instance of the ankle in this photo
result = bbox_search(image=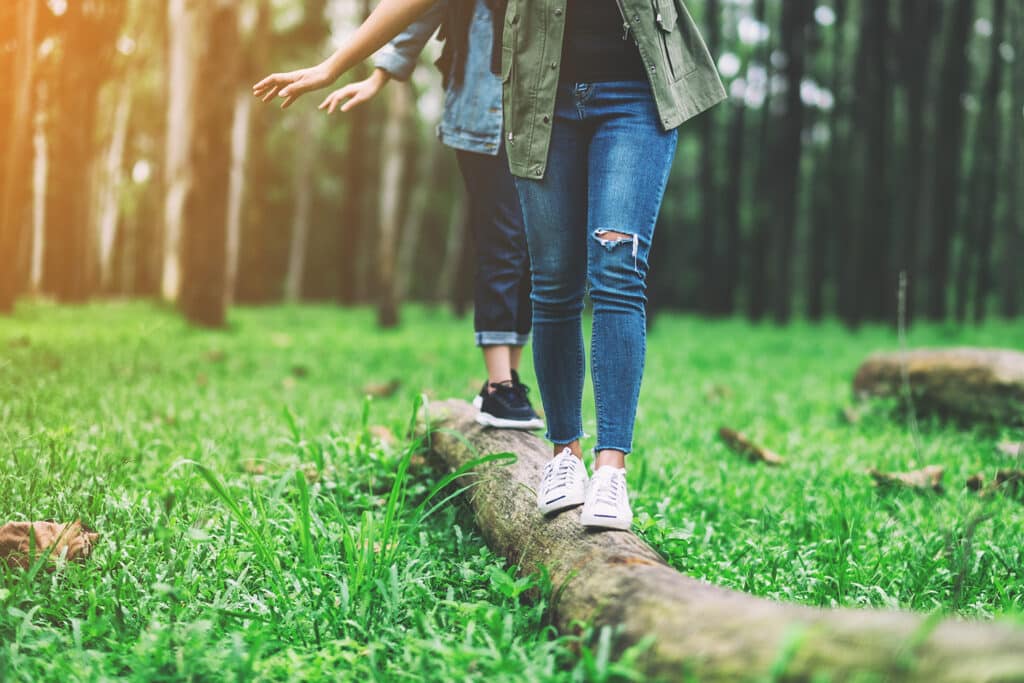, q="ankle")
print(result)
[594,450,626,470]
[555,441,583,460]
[487,378,513,393]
